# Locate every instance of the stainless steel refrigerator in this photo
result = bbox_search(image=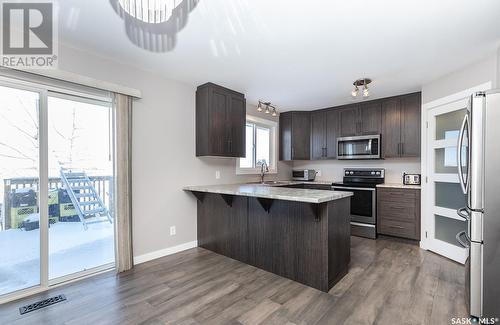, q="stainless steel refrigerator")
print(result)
[456,90,500,318]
